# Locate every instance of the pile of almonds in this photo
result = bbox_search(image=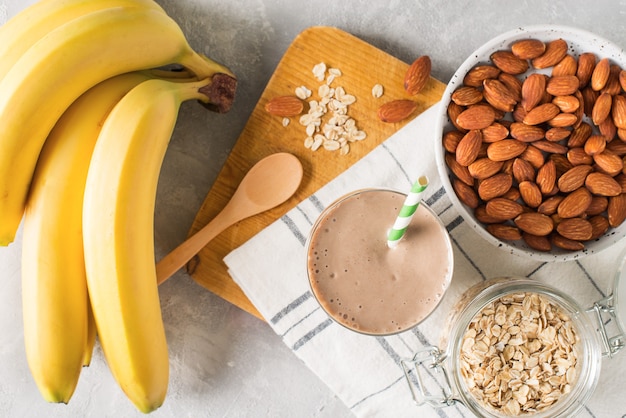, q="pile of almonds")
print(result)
[444,37,626,252]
